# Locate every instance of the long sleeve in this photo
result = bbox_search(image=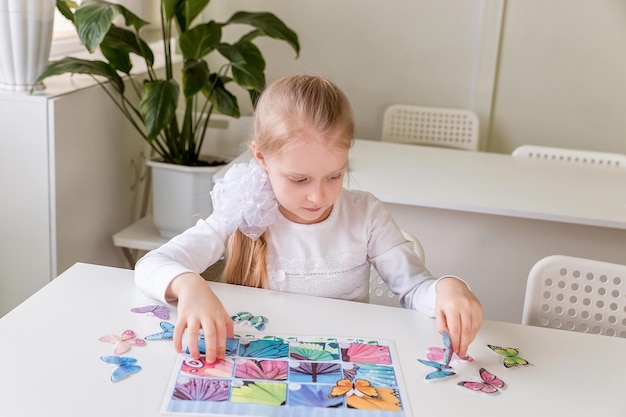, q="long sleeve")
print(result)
[134,215,229,303]
[363,193,438,316]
